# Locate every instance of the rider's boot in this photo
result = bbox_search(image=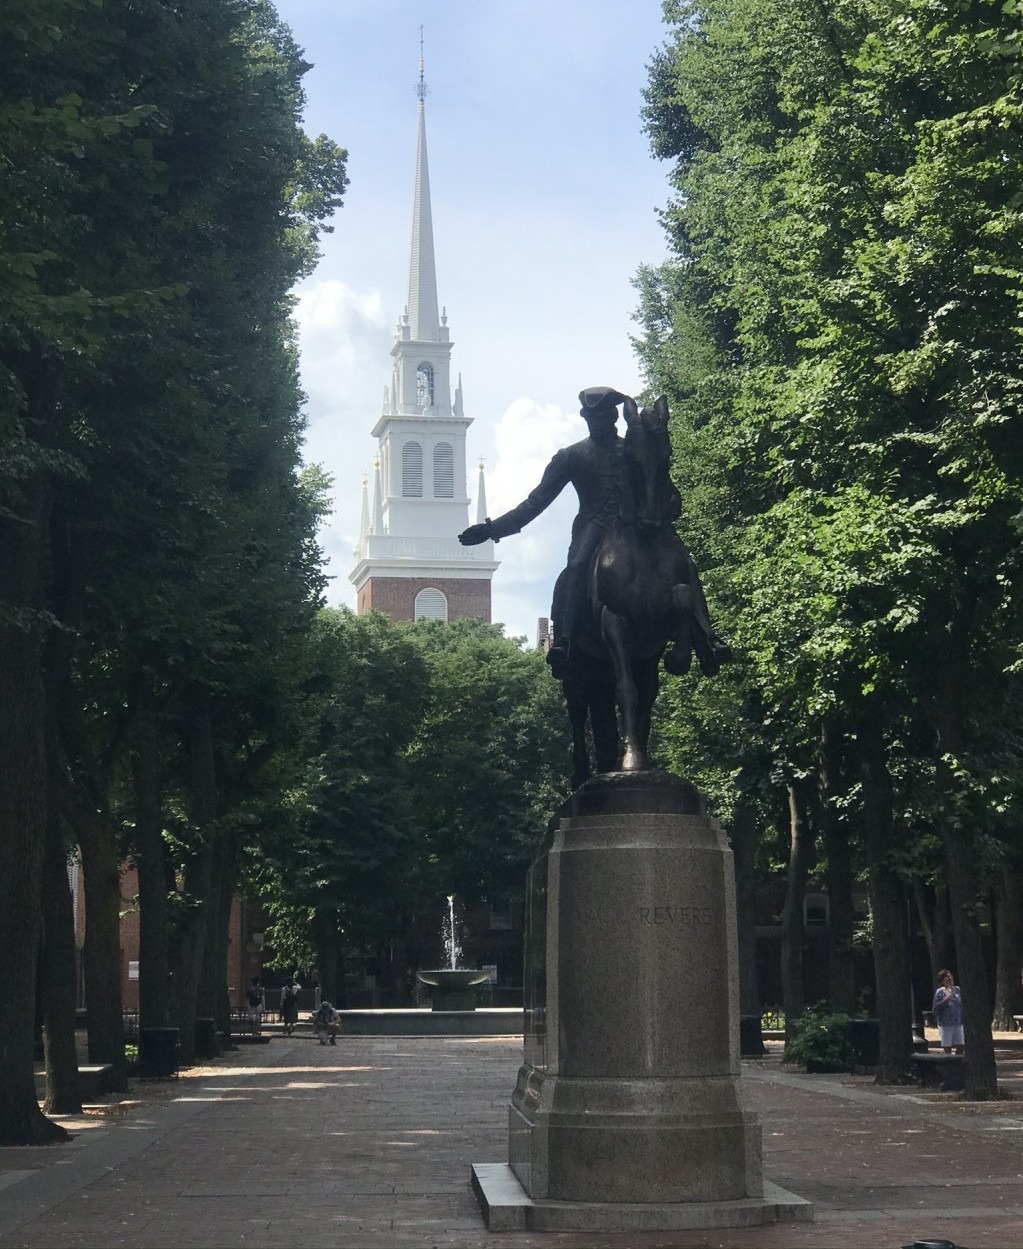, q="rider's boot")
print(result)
[665,584,694,675]
[545,643,570,679]
[545,609,572,680]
